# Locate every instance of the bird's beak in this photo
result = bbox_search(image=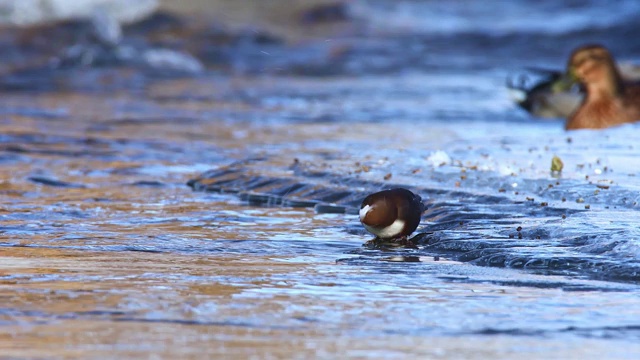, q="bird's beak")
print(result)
[551,67,578,93]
